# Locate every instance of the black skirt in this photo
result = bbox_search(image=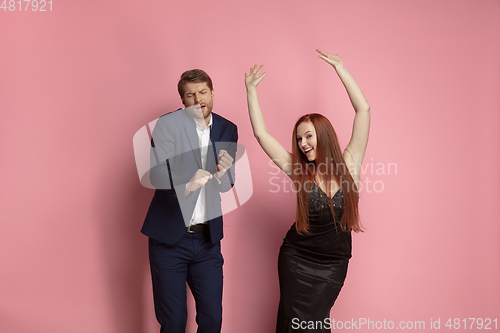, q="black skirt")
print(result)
[276,244,349,333]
